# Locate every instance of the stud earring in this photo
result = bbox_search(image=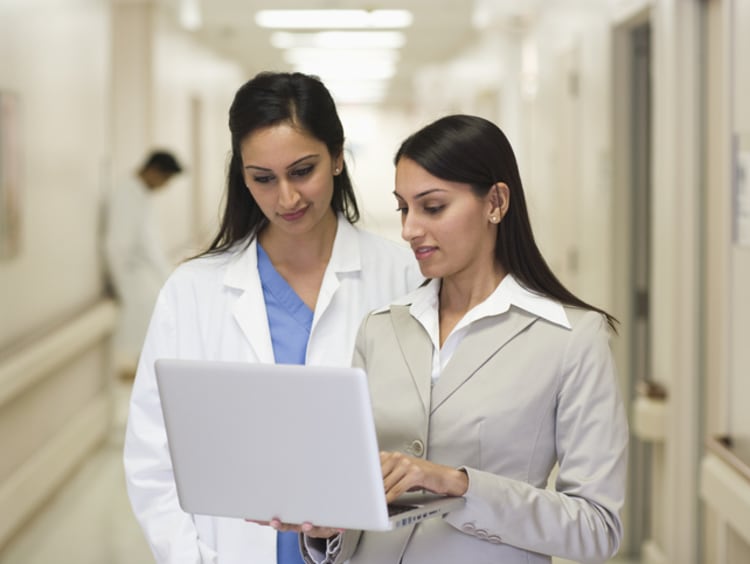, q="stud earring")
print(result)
[334,167,340,174]
[490,215,500,223]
